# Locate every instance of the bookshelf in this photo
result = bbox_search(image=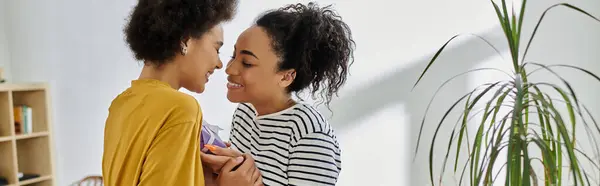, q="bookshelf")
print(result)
[0,83,55,186]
